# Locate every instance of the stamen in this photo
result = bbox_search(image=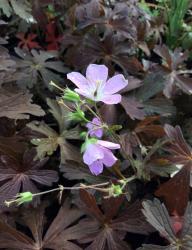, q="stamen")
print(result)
[94,80,103,97]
